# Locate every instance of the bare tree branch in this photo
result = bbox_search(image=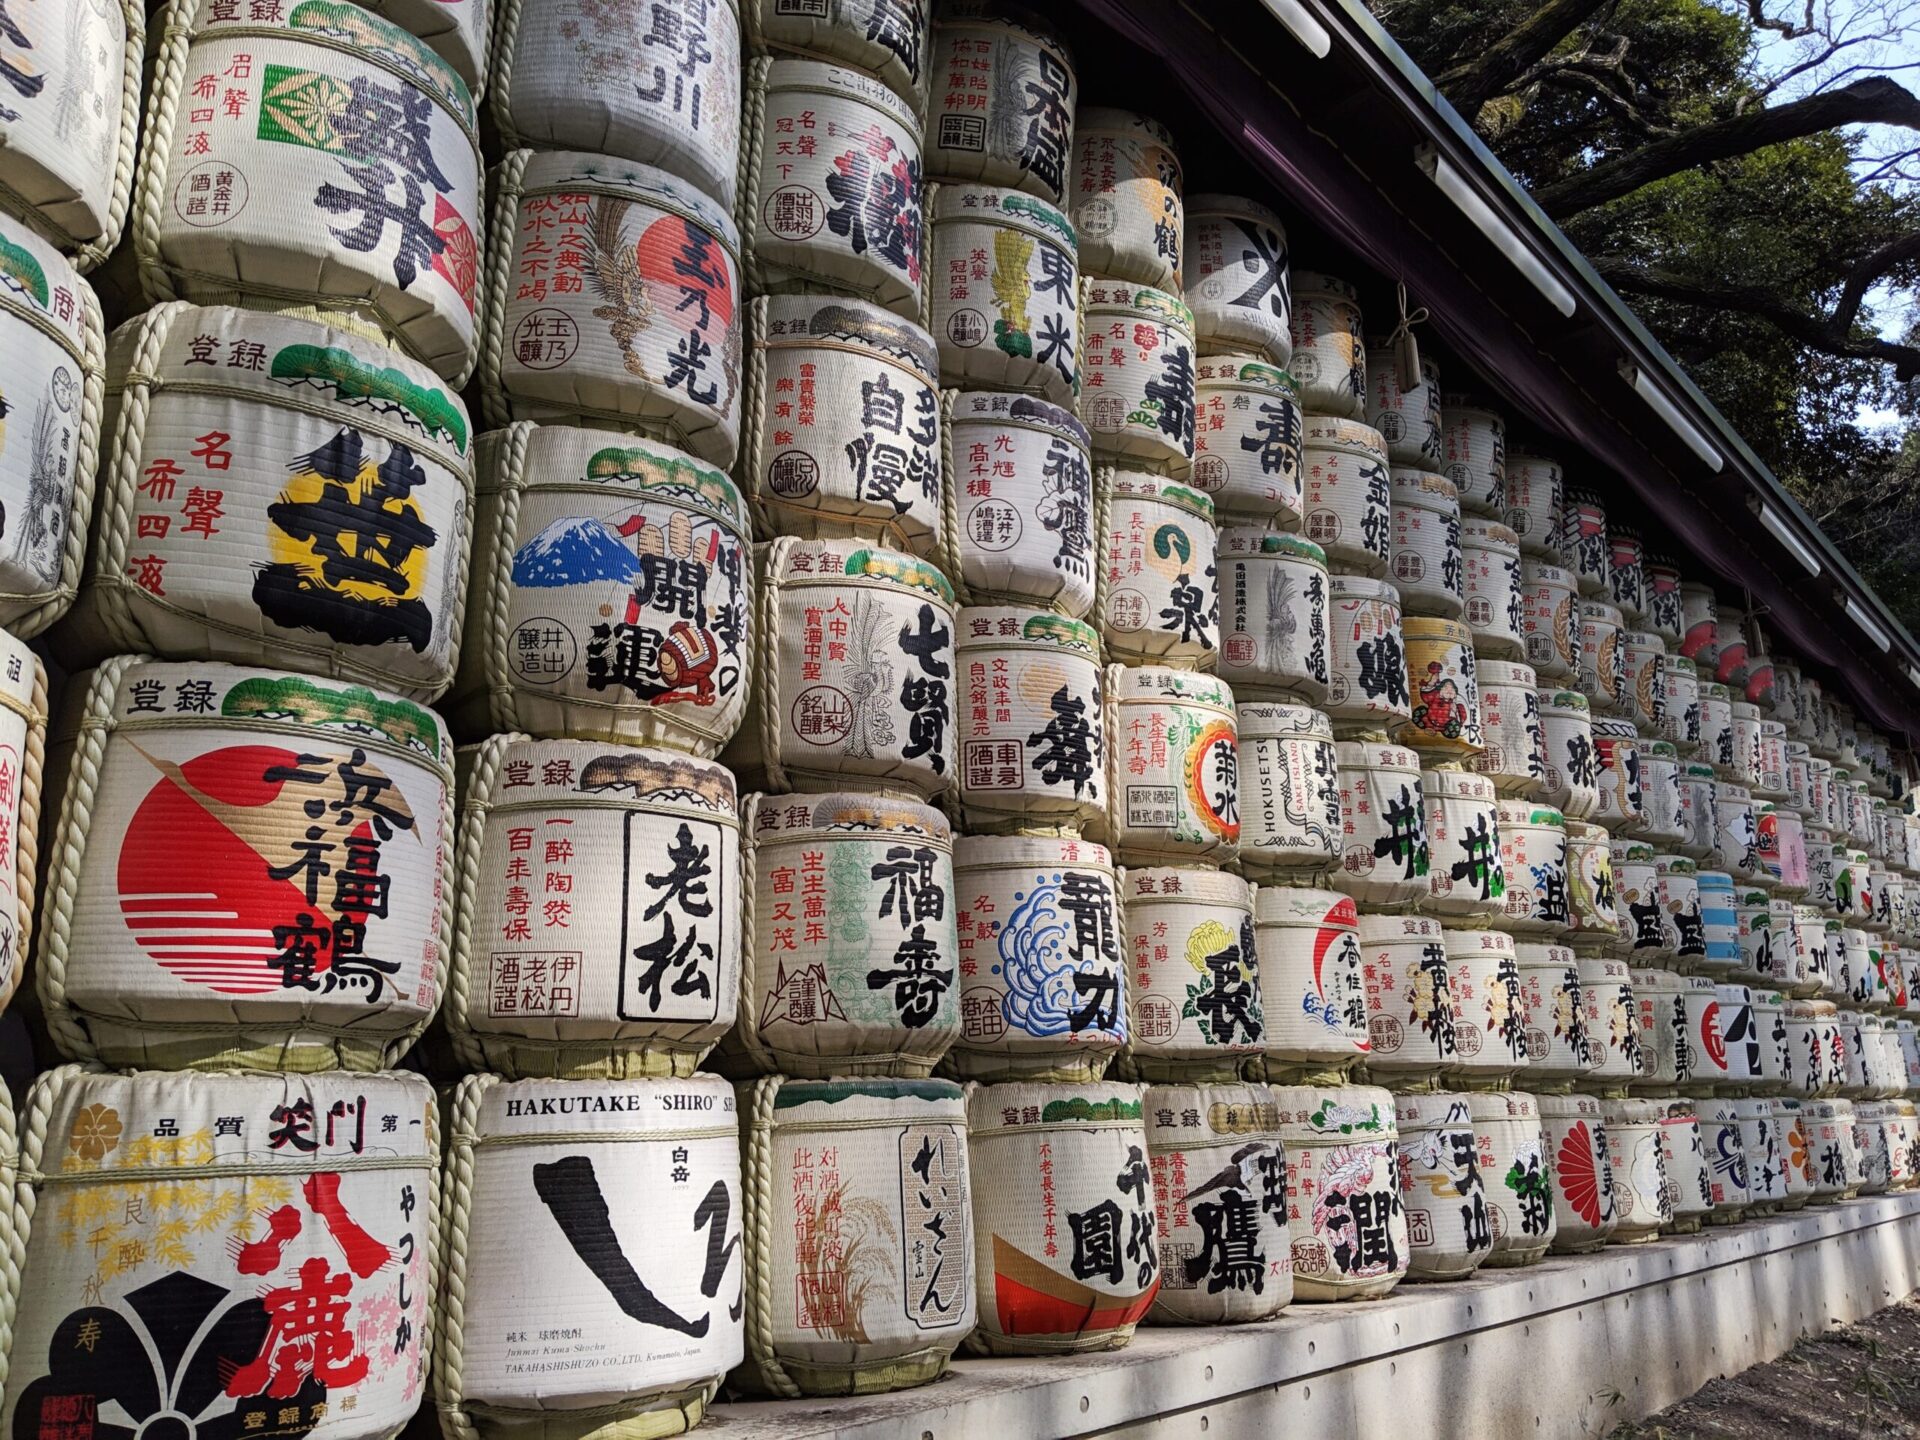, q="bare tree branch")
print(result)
[1434,0,1618,116]
[1832,231,1920,333]
[1746,0,1818,40]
